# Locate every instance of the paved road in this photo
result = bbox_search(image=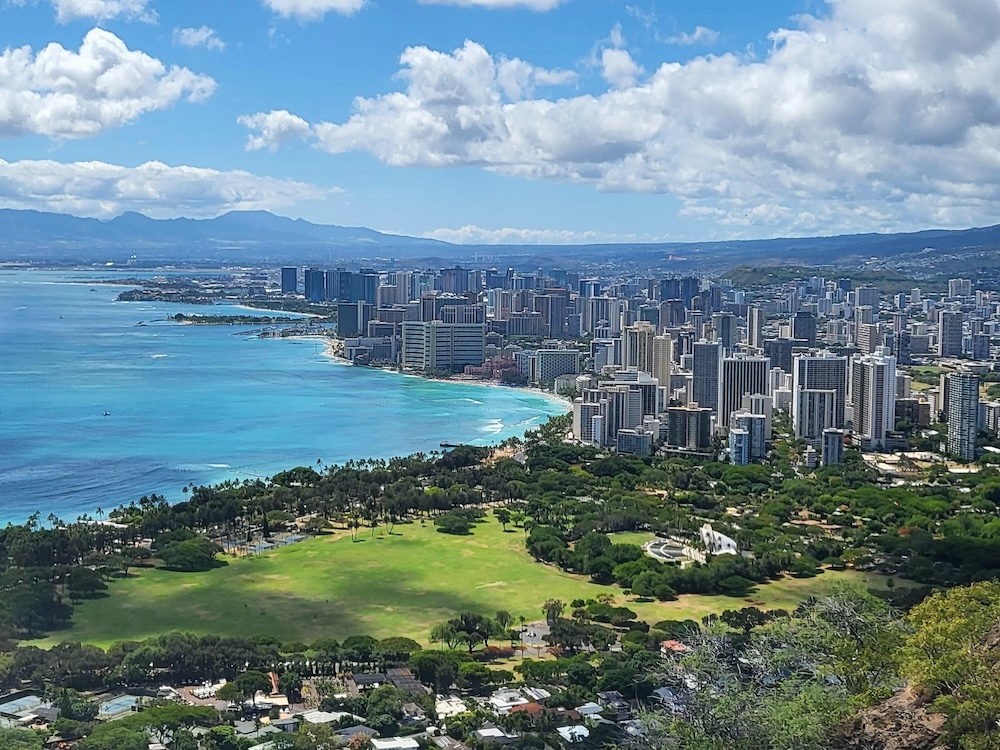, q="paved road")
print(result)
[519,621,551,654]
